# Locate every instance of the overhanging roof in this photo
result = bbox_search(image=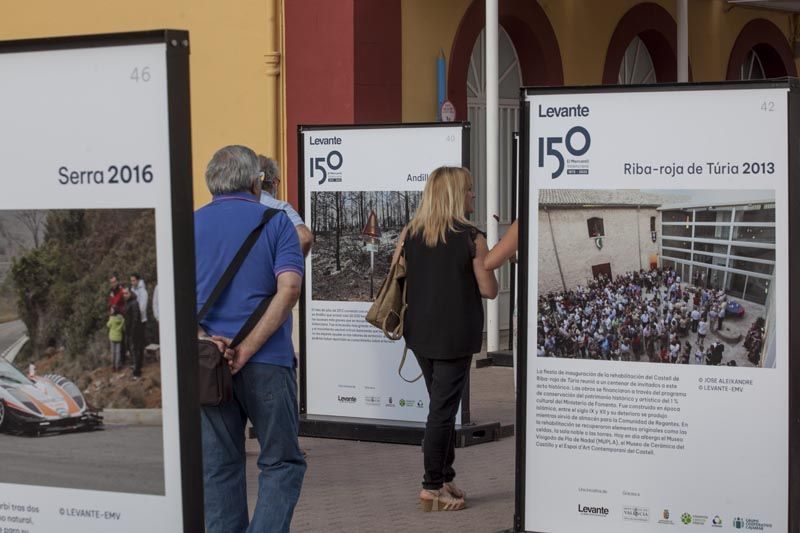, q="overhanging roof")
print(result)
[727,0,800,13]
[539,189,665,208]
